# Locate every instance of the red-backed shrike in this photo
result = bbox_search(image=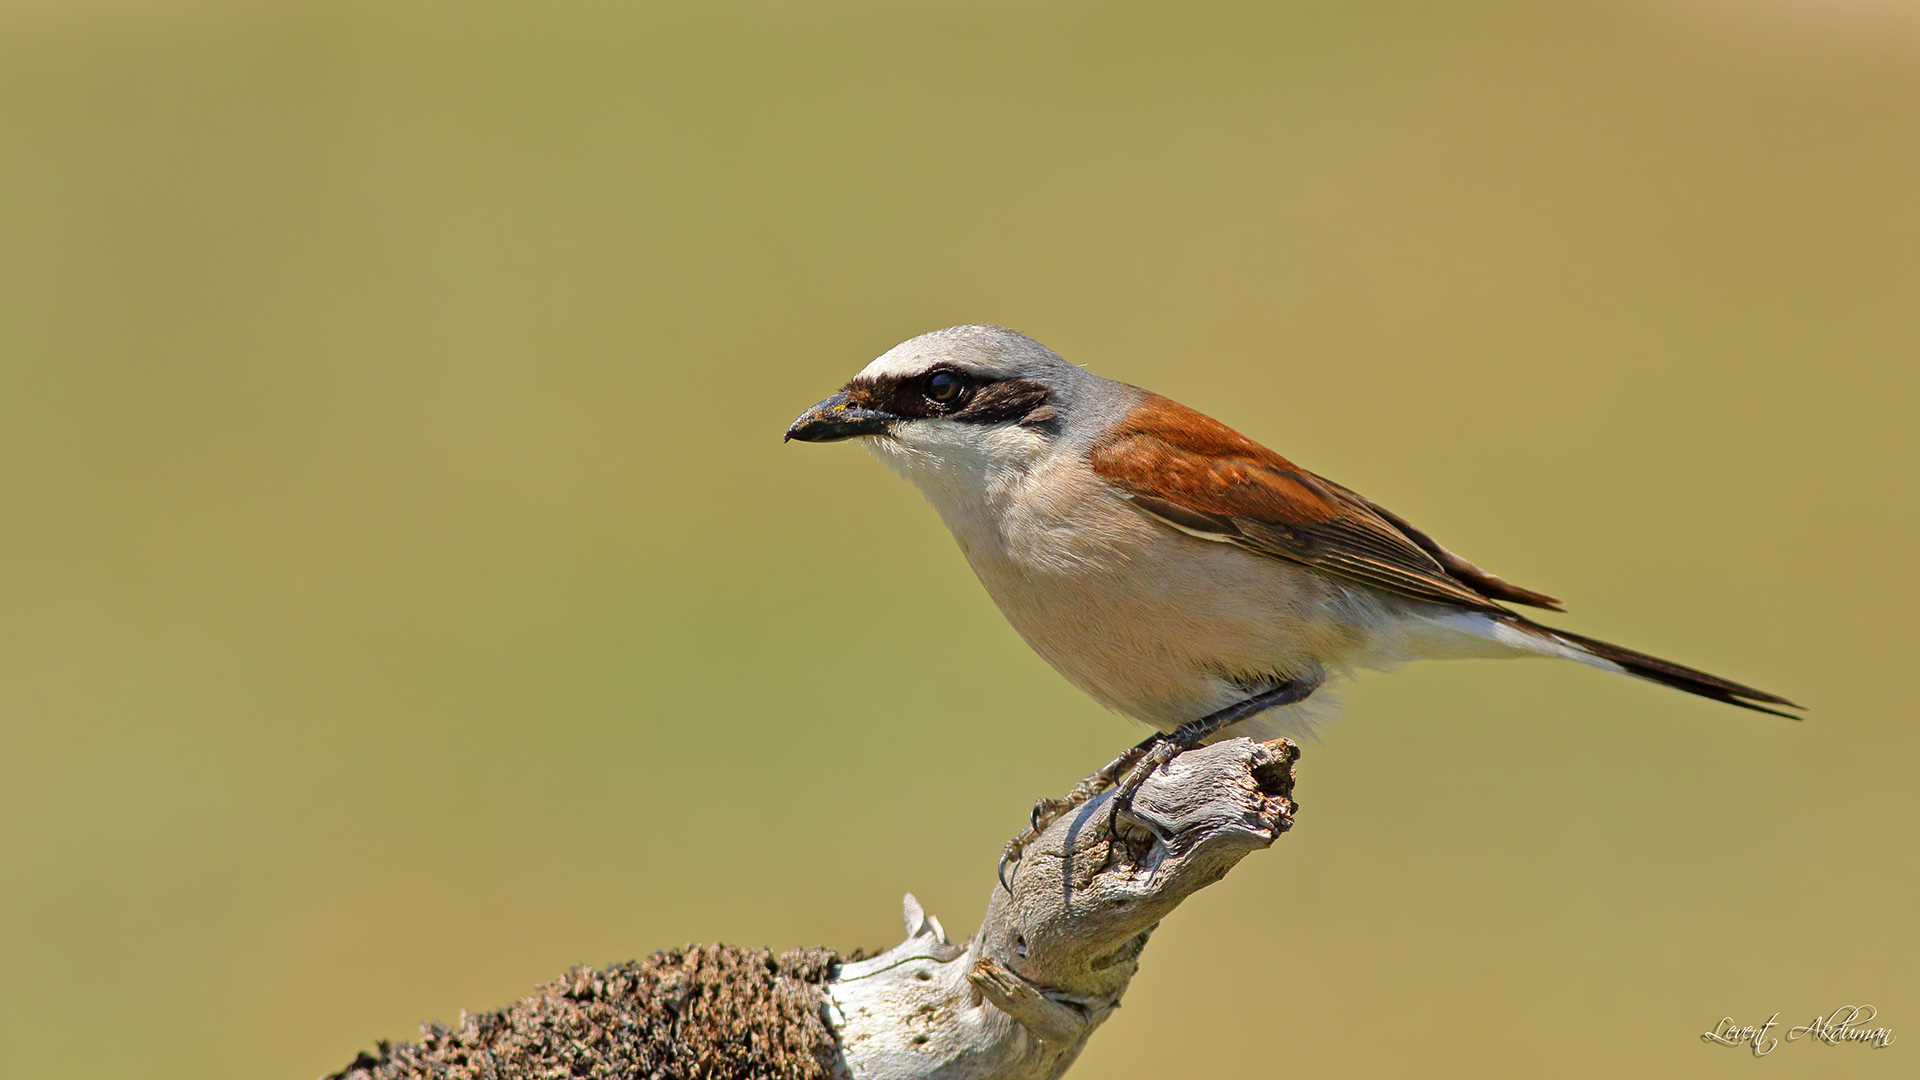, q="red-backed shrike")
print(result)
[785,325,1798,868]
